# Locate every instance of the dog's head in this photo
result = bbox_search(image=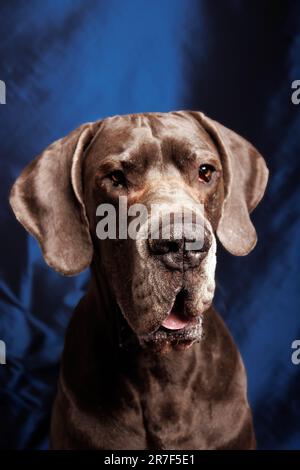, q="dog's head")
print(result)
[10,112,268,352]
